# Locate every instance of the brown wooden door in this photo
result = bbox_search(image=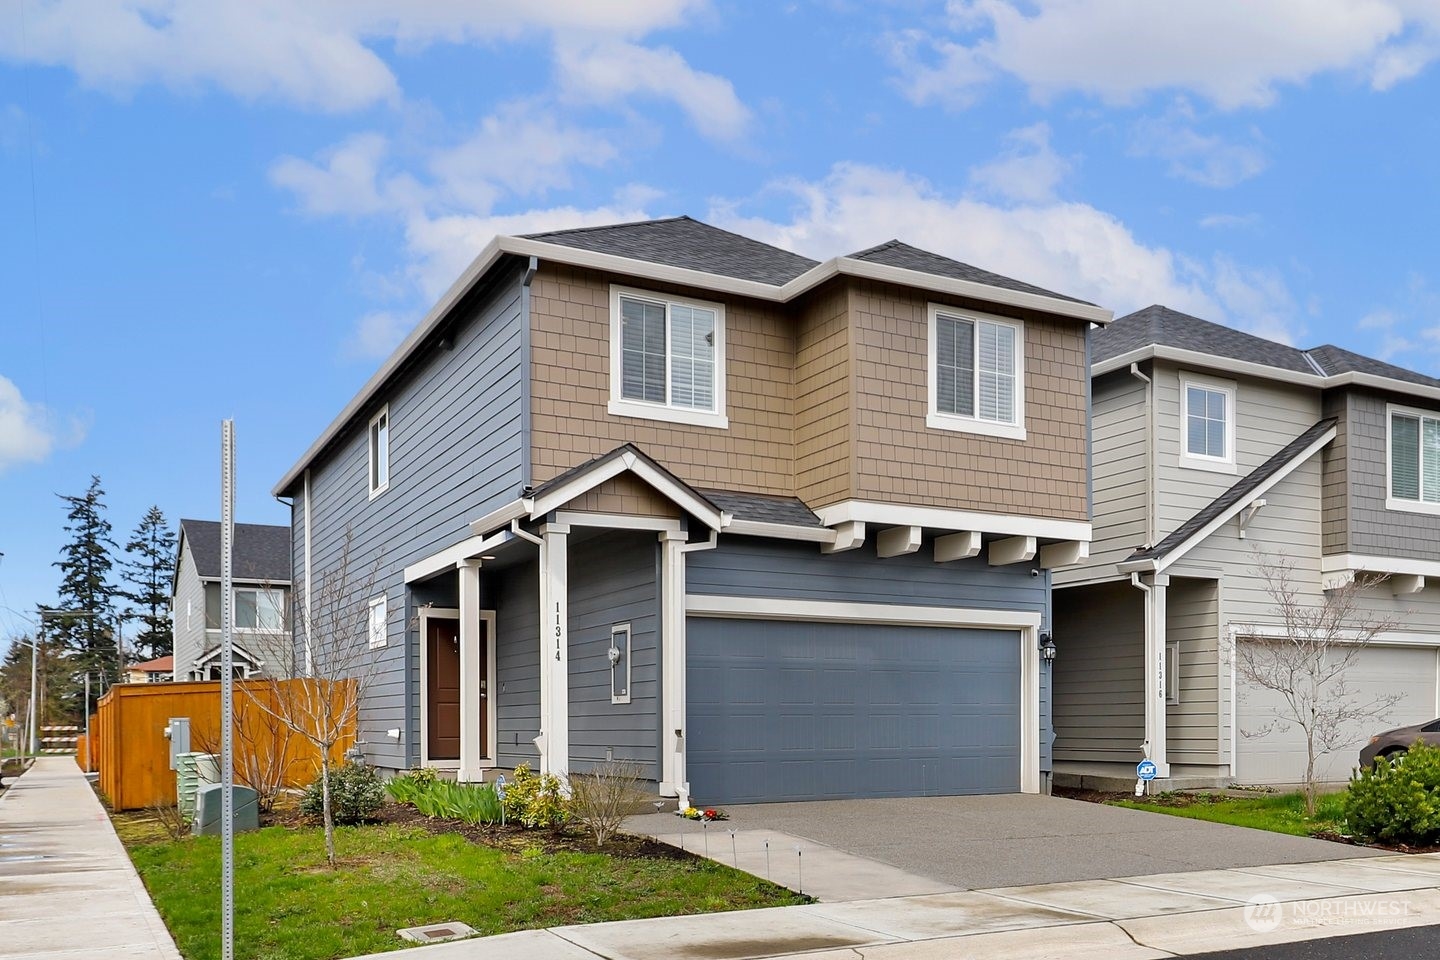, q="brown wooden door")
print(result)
[426,618,461,761]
